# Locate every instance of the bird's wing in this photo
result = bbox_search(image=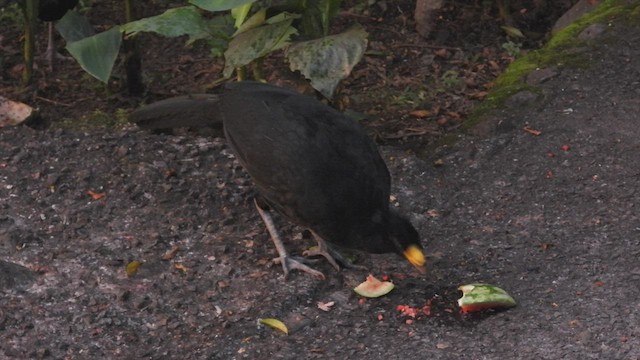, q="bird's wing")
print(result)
[221,83,390,240]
